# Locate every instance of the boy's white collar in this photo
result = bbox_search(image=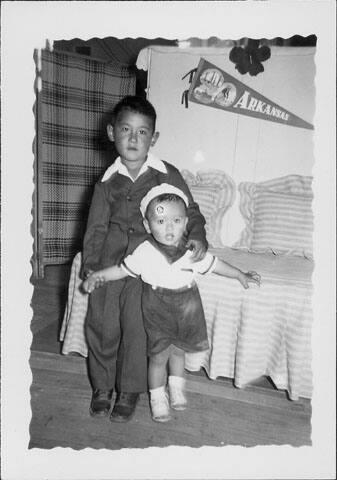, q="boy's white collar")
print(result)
[101,153,167,182]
